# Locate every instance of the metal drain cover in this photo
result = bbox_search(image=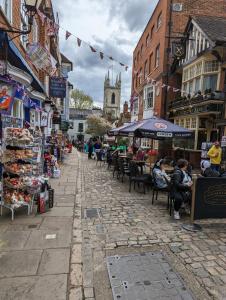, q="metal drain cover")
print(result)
[84,208,102,219]
[107,252,194,300]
